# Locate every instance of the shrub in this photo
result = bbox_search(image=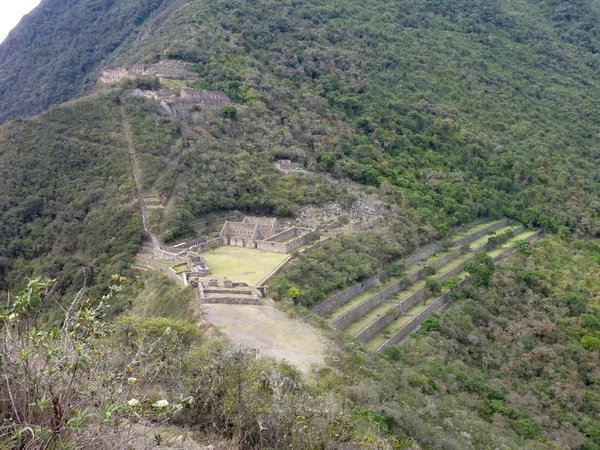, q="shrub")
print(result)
[220,105,238,118]
[581,314,600,330]
[425,278,442,296]
[422,313,442,332]
[581,336,600,351]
